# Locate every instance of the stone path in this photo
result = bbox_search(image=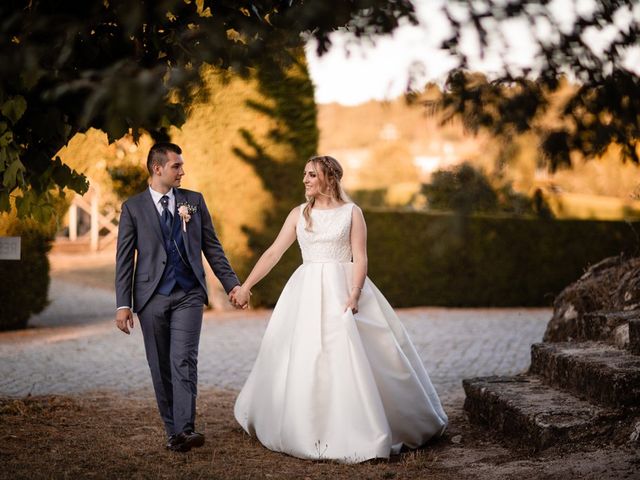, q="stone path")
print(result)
[28,278,116,328]
[0,278,551,404]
